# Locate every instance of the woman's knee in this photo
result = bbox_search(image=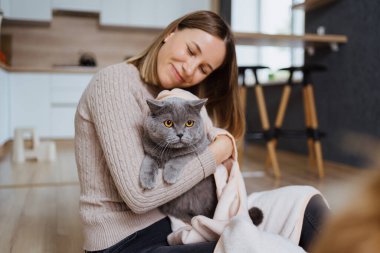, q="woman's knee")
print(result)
[299,194,330,251]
